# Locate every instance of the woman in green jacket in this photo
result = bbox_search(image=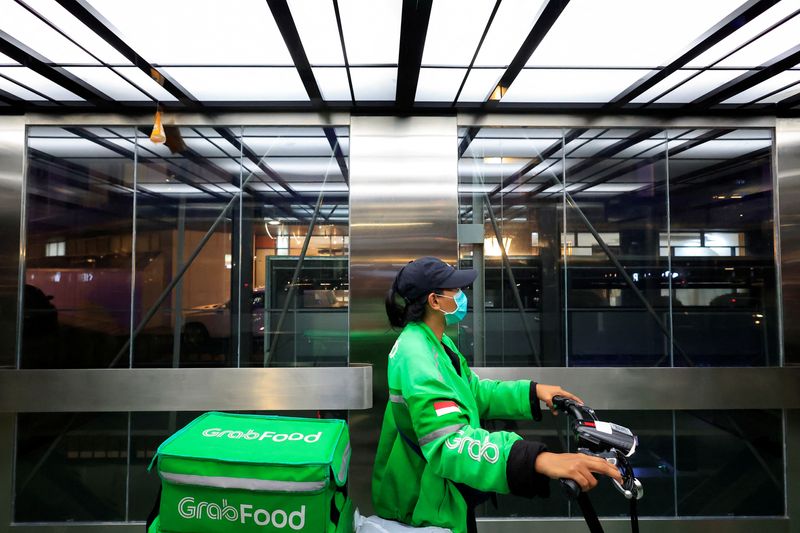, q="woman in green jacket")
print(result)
[372,257,621,533]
